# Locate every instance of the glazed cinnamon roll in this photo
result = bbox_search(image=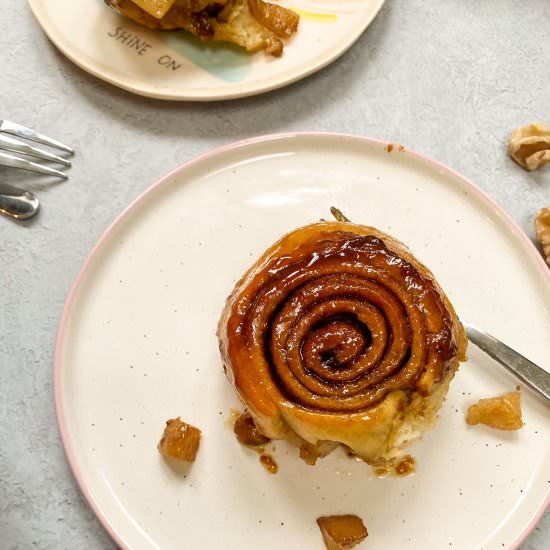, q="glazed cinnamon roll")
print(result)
[218,217,467,463]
